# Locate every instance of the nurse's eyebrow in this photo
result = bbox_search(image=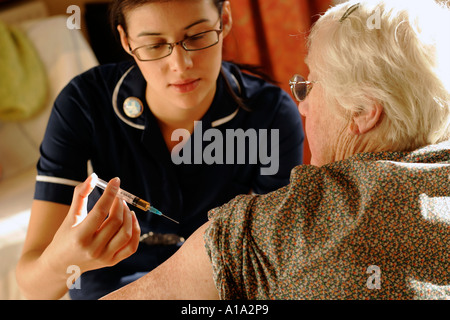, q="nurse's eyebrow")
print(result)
[137,18,211,37]
[184,18,210,30]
